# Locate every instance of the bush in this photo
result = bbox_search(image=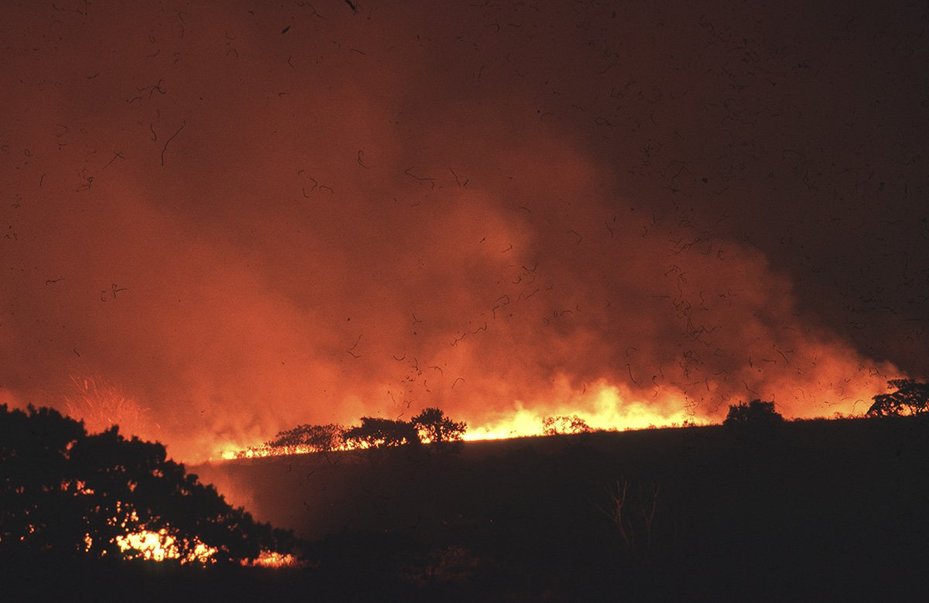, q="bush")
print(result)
[723,399,784,427]
[343,417,420,449]
[867,379,929,417]
[411,408,467,444]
